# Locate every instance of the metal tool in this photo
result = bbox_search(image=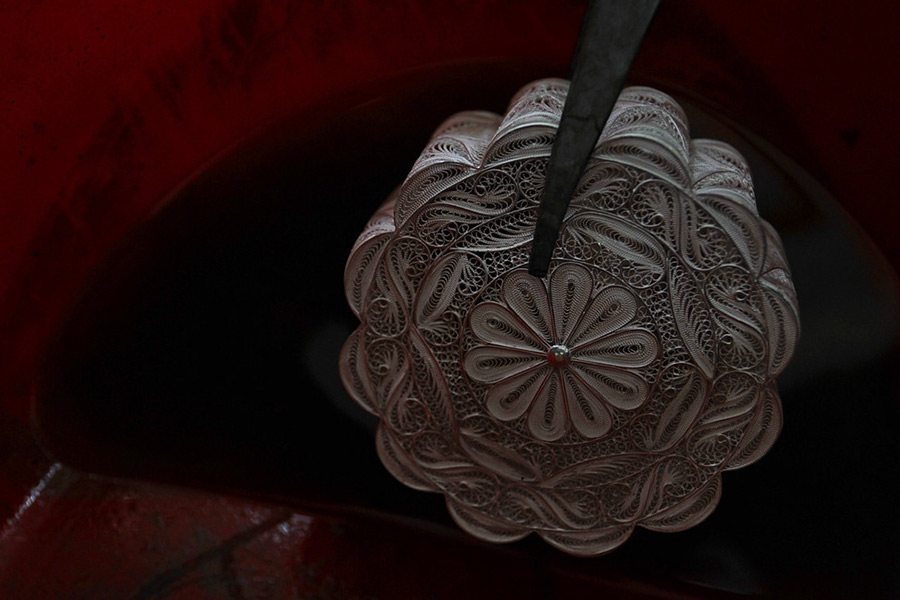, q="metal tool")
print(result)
[528,0,661,278]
